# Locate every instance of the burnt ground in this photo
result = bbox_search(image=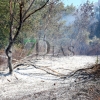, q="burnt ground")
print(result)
[0,56,100,100]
